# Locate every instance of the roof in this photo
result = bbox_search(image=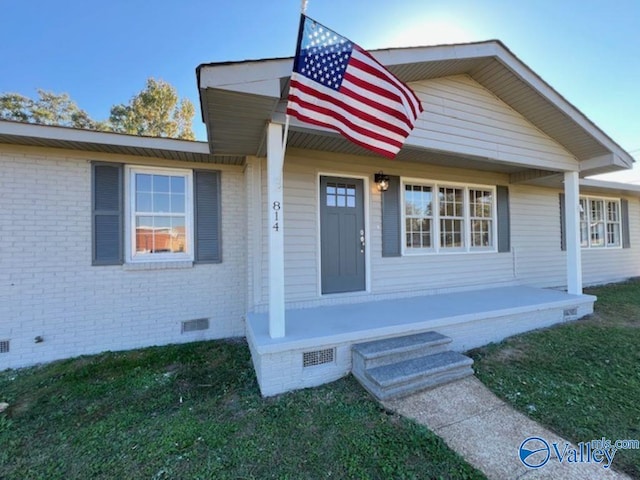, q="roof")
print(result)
[580,178,640,196]
[0,120,243,165]
[197,40,634,175]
